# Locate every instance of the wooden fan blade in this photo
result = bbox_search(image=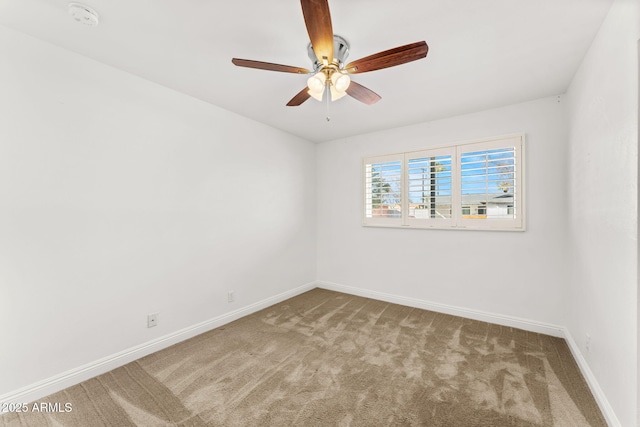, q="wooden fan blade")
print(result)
[346,81,381,105]
[300,0,334,63]
[232,58,311,74]
[345,41,429,74]
[287,87,312,106]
